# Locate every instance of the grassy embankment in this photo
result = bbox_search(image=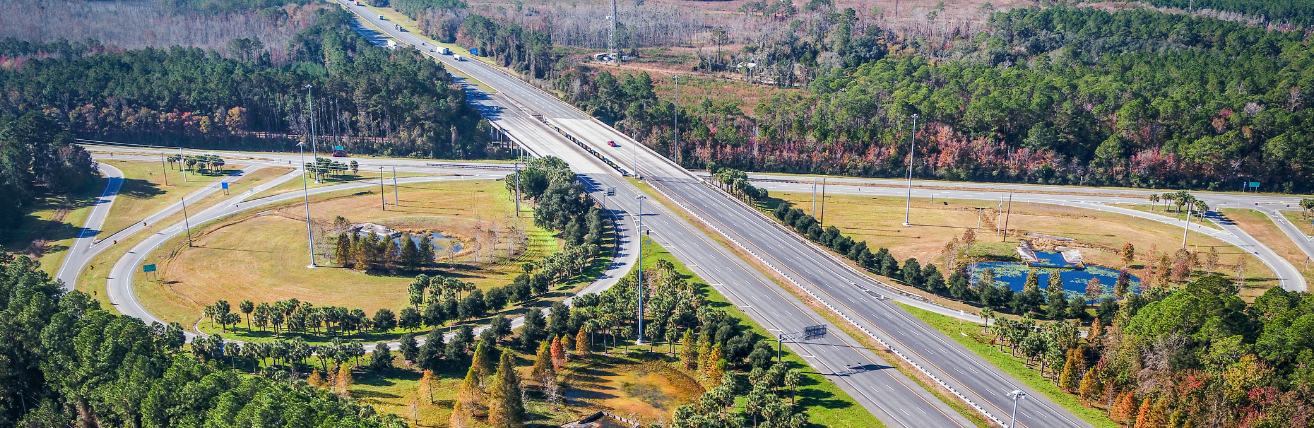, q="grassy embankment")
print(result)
[1218,208,1314,285]
[767,191,1279,301]
[897,303,1121,428]
[76,165,295,312]
[0,175,104,276]
[95,160,227,240]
